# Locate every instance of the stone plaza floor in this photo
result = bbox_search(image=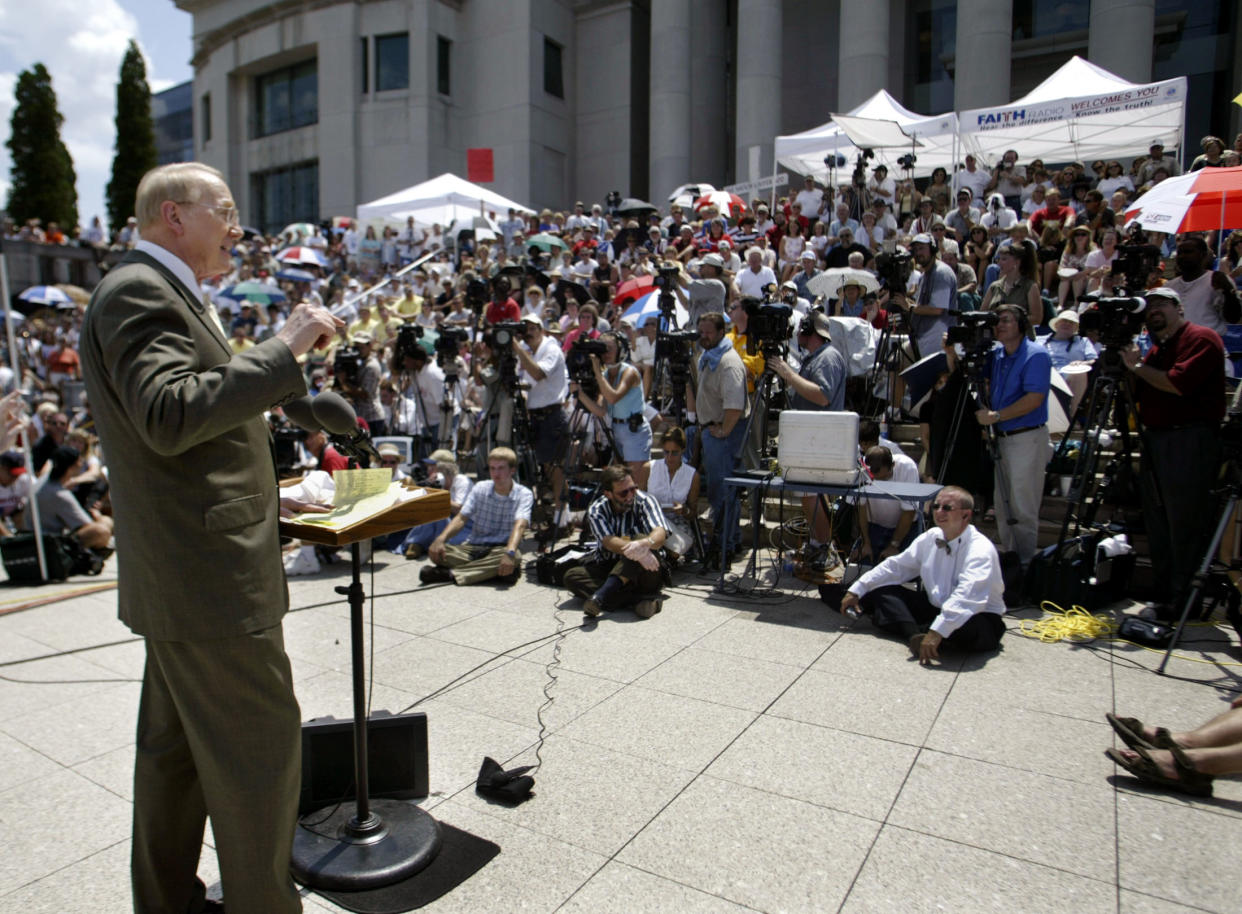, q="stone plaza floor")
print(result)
[1,547,1240,913]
